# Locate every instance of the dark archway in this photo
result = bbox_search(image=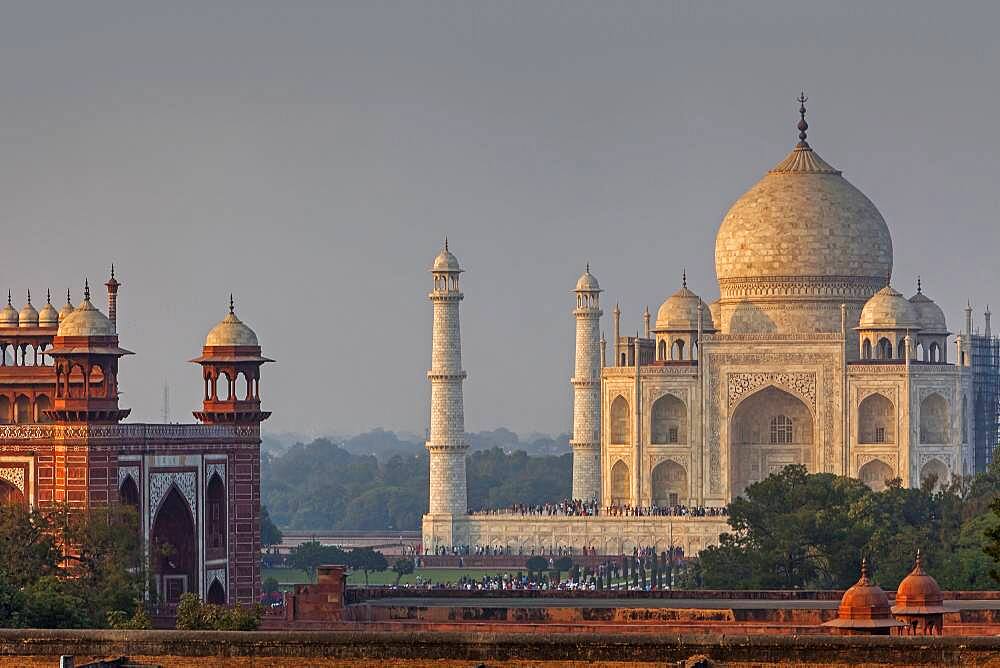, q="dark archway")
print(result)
[150,487,197,606]
[207,579,226,605]
[119,475,139,509]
